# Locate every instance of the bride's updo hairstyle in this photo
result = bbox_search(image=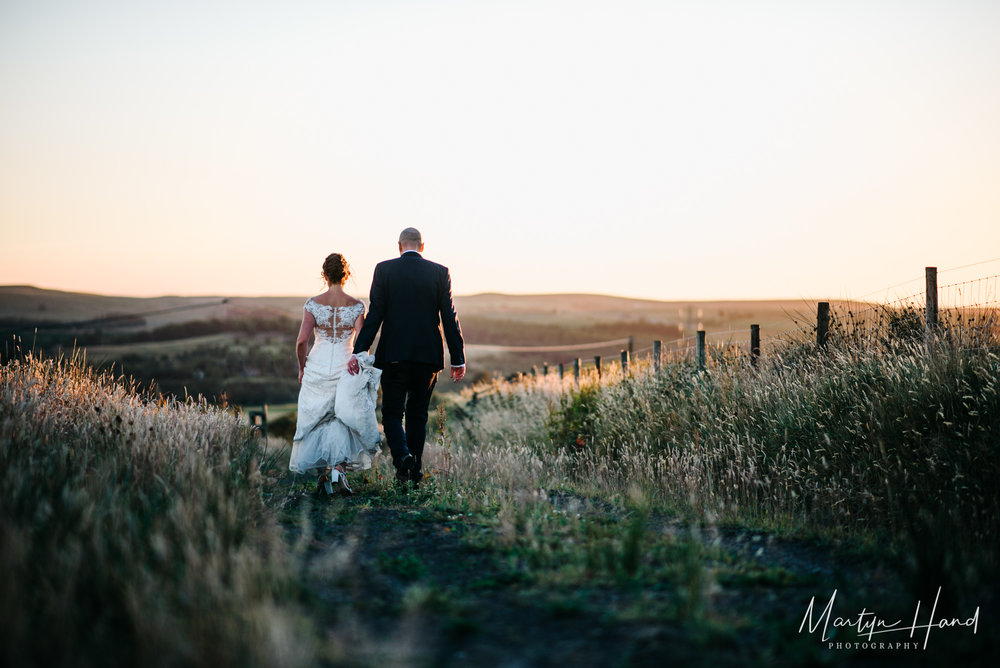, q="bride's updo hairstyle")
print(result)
[322,253,351,285]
